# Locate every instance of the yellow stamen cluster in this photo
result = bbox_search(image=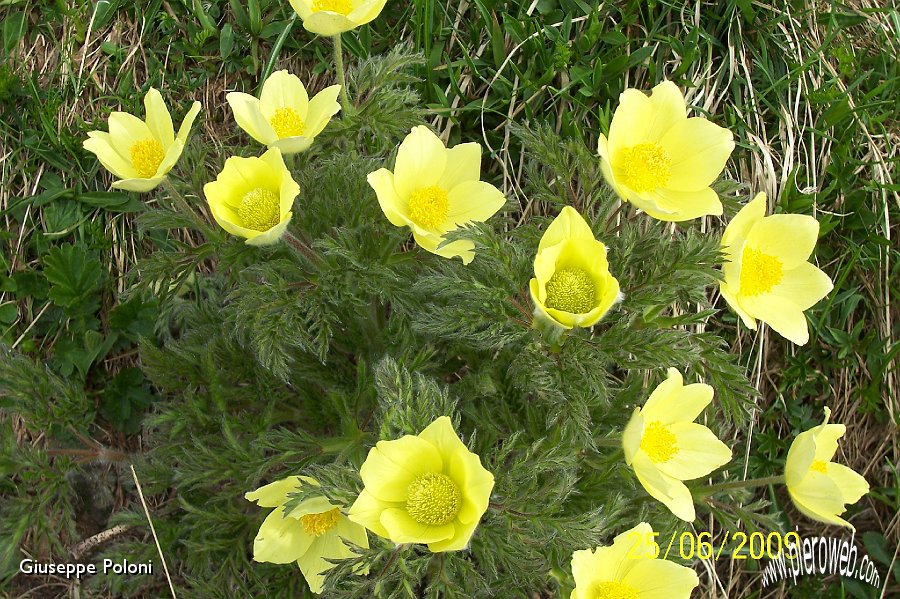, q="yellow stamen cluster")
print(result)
[640,421,678,464]
[619,142,672,192]
[406,472,461,526]
[407,185,449,230]
[544,268,595,314]
[238,188,281,232]
[739,247,784,296]
[809,460,828,474]
[312,0,353,15]
[592,580,640,599]
[300,508,340,537]
[269,107,306,139]
[129,139,165,179]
